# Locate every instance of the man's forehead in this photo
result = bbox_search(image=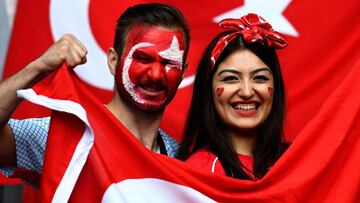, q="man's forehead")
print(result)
[126,25,185,48]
